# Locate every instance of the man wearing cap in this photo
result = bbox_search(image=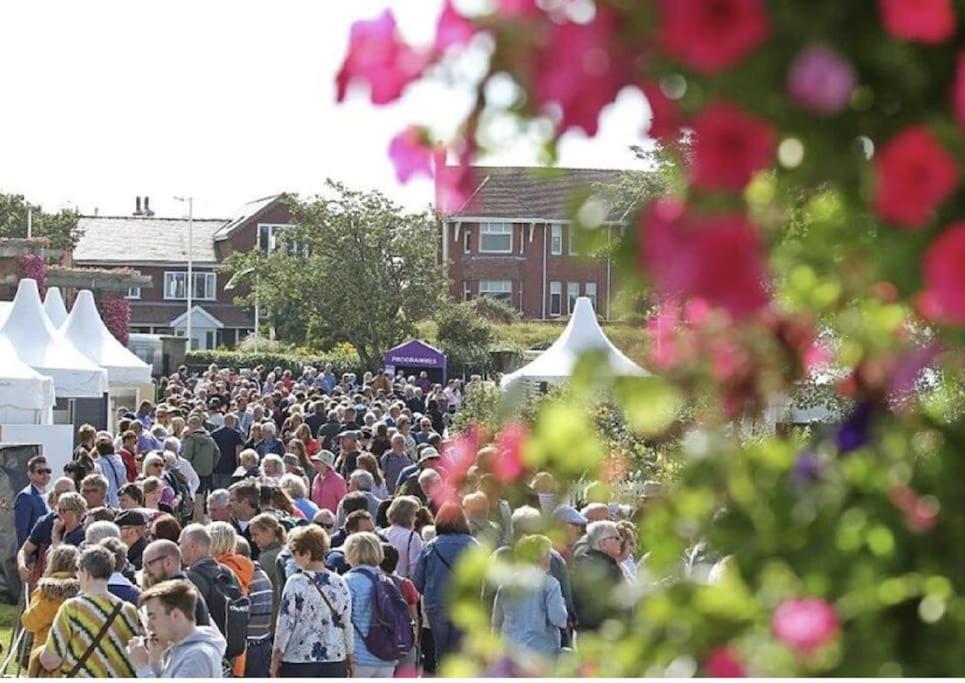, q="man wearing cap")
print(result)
[116,510,149,570]
[553,505,589,562]
[335,430,362,477]
[398,447,443,502]
[309,450,347,514]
